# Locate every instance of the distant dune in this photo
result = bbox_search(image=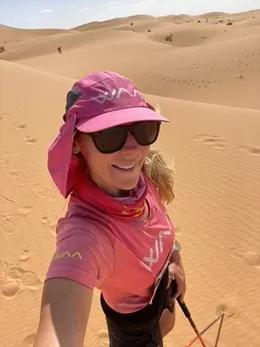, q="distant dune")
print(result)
[73,14,156,31]
[0,10,259,109]
[0,25,71,48]
[1,9,260,347]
